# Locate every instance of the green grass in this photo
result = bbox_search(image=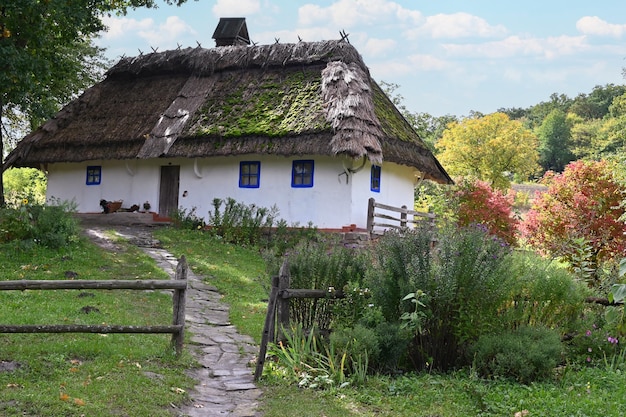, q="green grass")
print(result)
[154,228,626,417]
[0,236,196,416]
[154,228,268,342]
[2,227,626,416]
